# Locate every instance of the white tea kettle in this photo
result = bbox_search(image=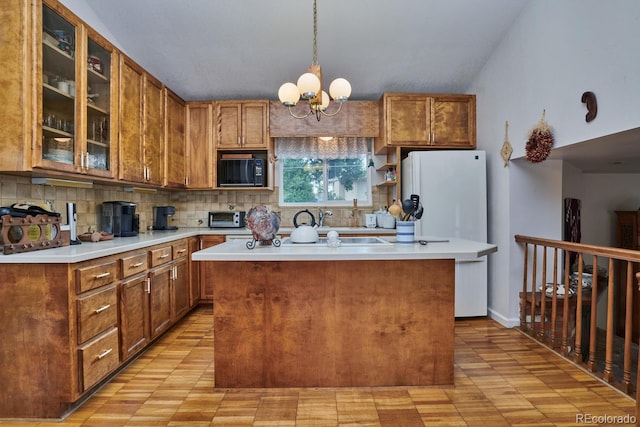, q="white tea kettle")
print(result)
[290,209,319,243]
